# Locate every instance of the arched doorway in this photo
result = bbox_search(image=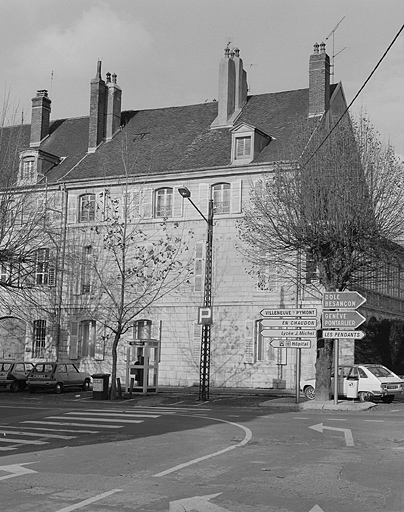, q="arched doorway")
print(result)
[0,317,26,360]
